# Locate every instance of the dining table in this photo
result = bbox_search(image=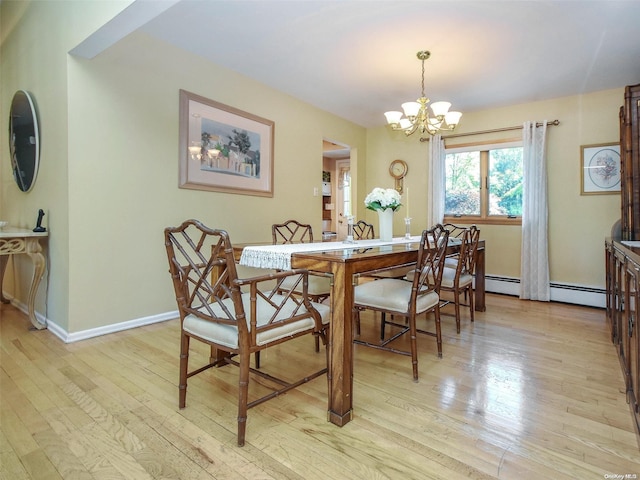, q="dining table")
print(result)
[235,236,486,427]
